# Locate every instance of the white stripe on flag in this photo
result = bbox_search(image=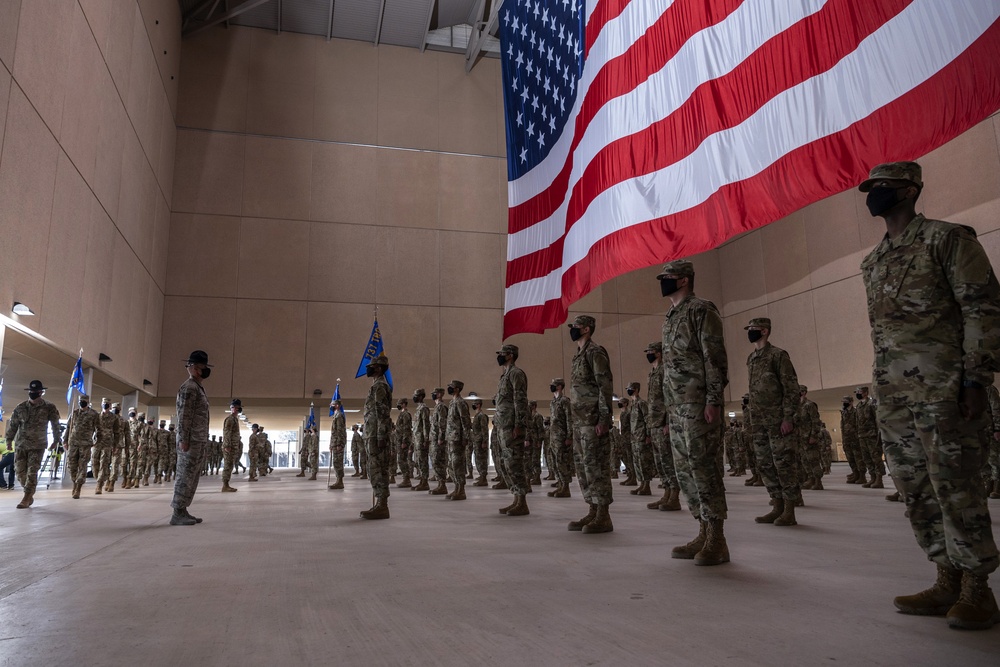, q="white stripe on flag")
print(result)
[504,0,1000,313]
